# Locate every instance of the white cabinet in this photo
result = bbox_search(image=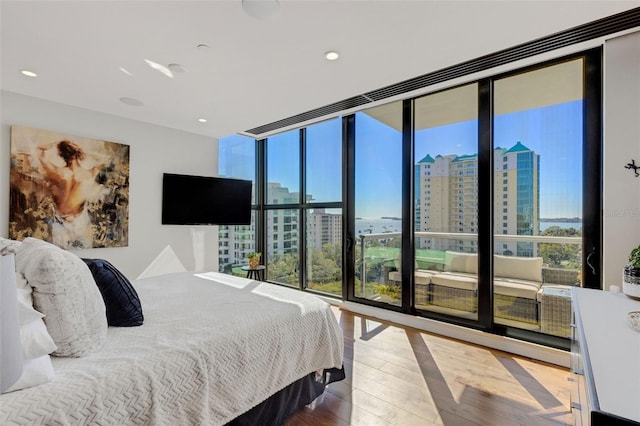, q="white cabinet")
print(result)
[571,288,640,425]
